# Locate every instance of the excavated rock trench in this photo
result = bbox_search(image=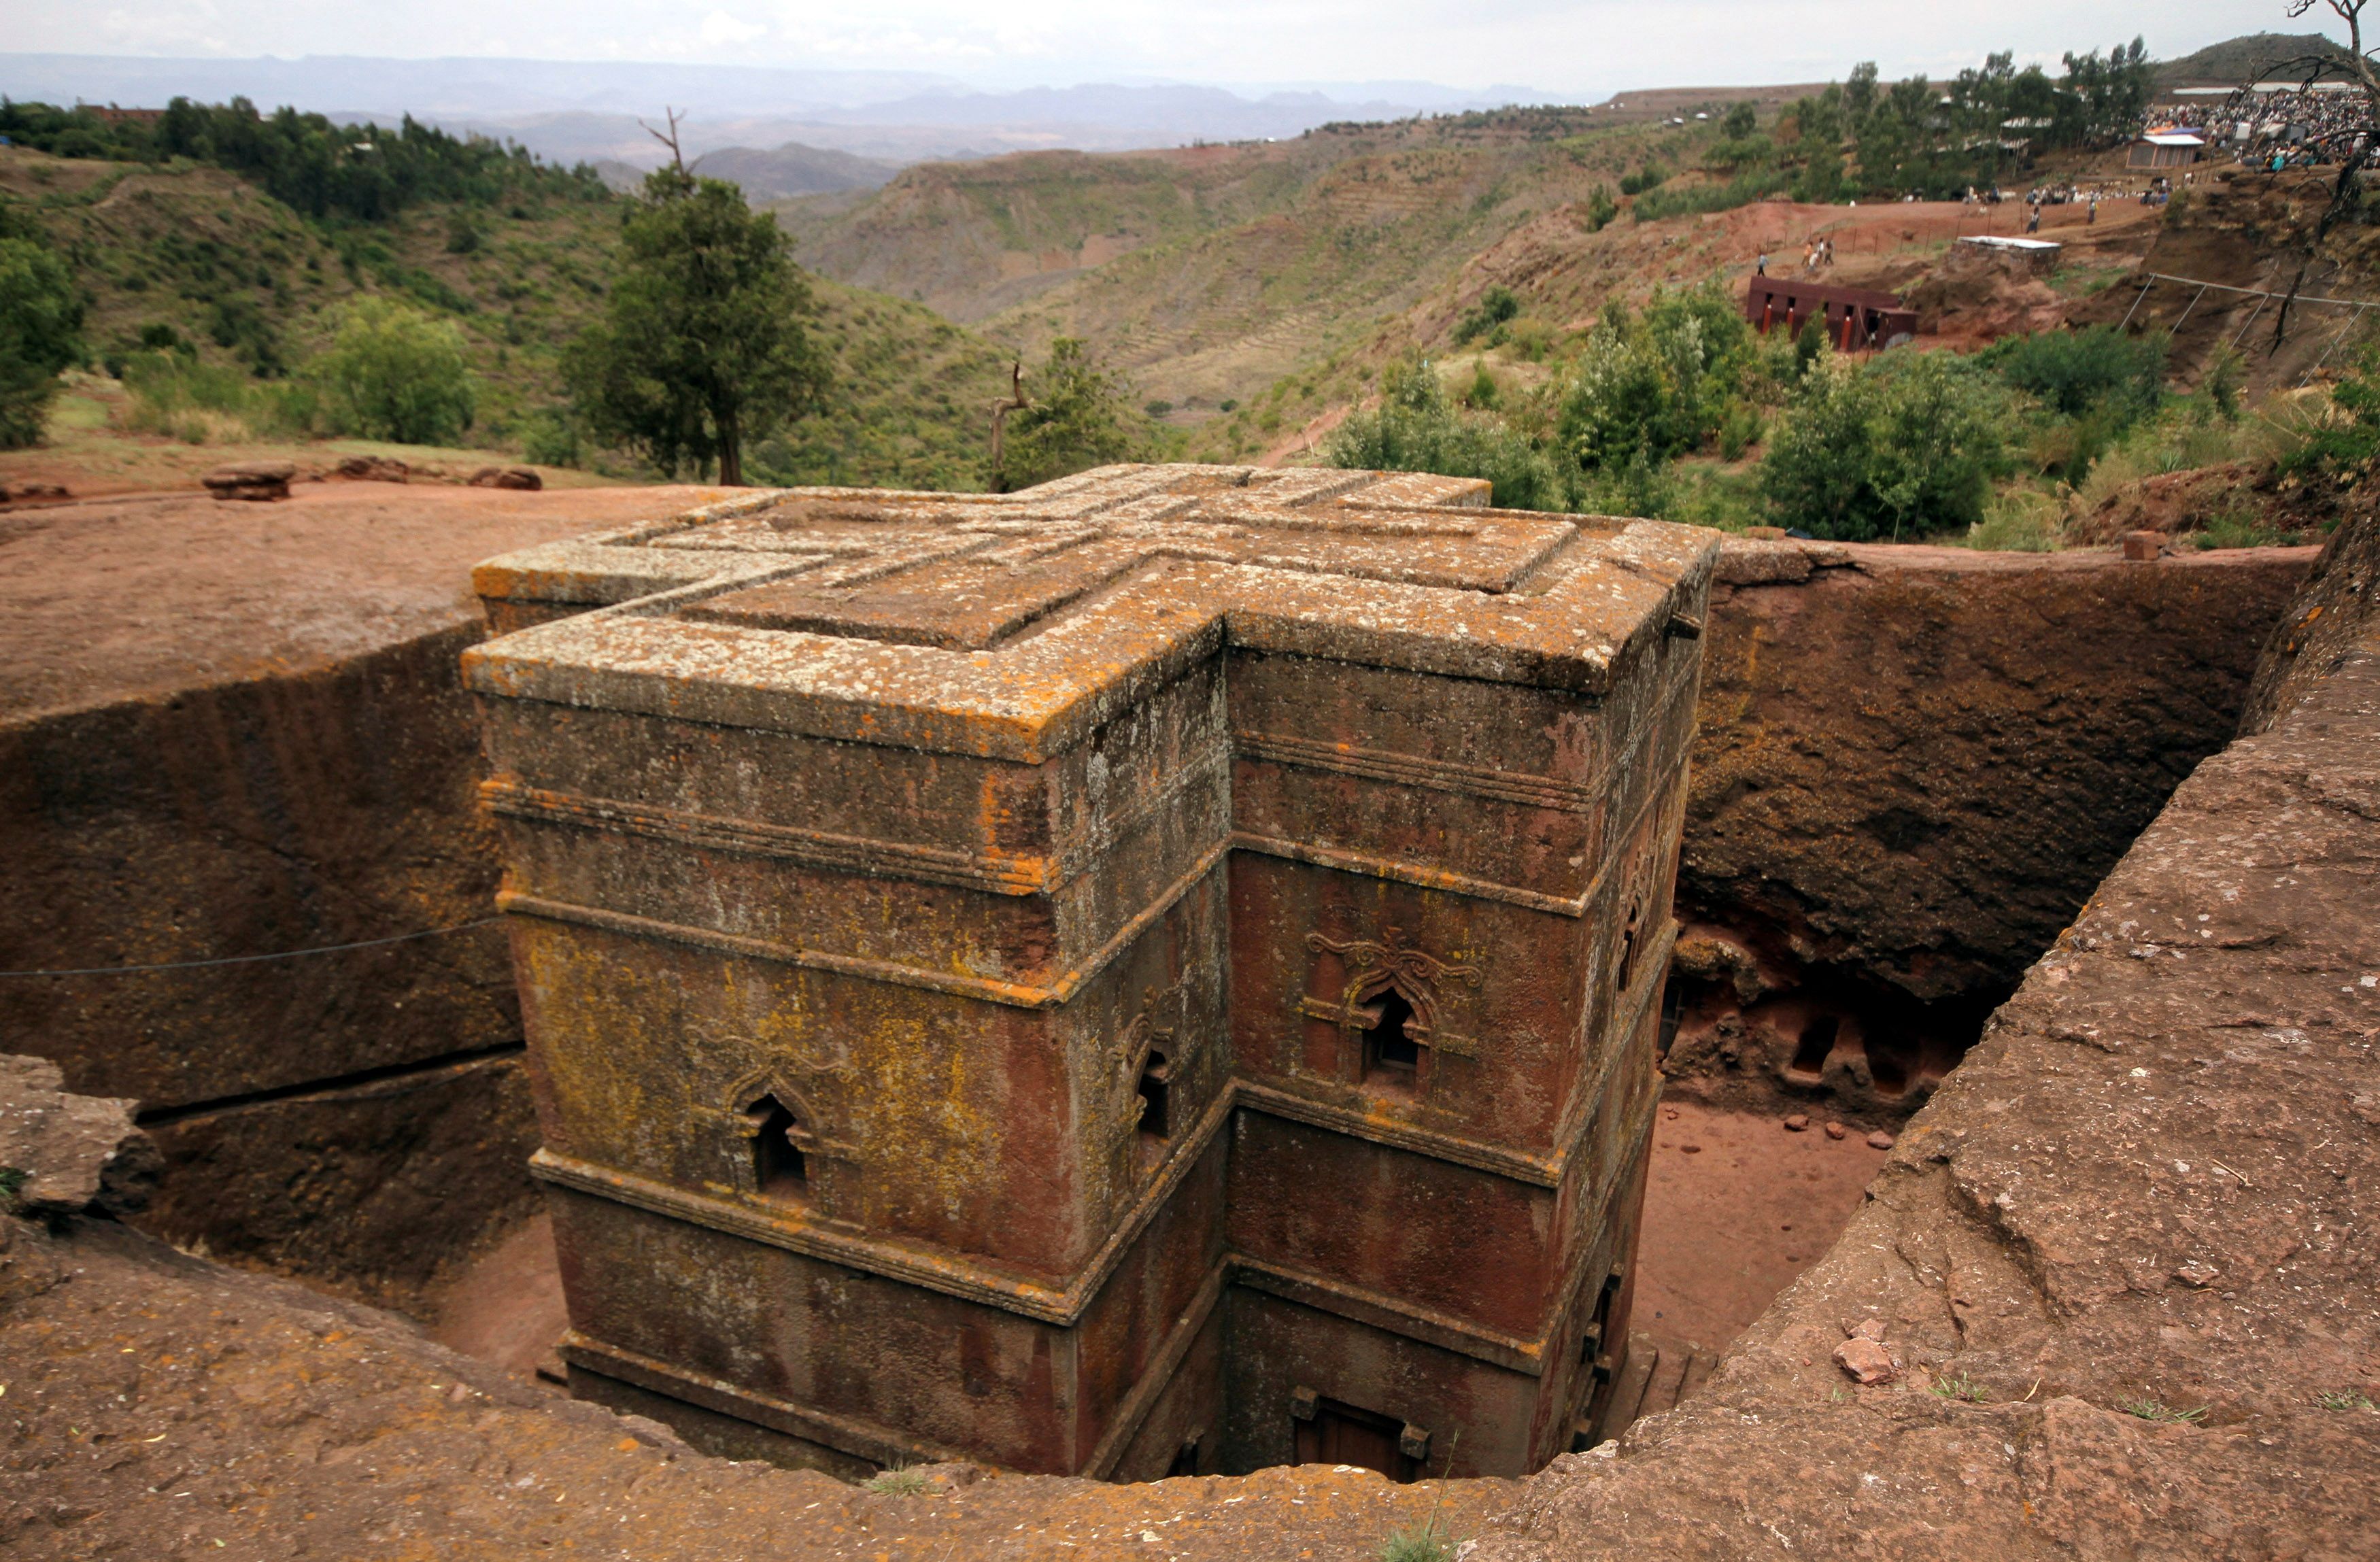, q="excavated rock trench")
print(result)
[6,486,2366,1559]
